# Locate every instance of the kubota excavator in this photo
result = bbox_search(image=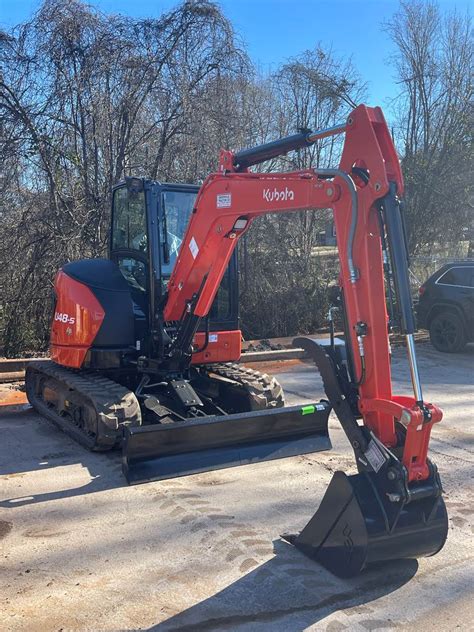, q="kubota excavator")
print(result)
[26,105,448,576]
